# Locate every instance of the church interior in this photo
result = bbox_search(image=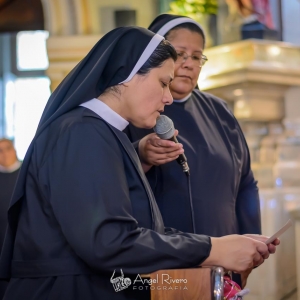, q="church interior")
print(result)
[0,0,300,299]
